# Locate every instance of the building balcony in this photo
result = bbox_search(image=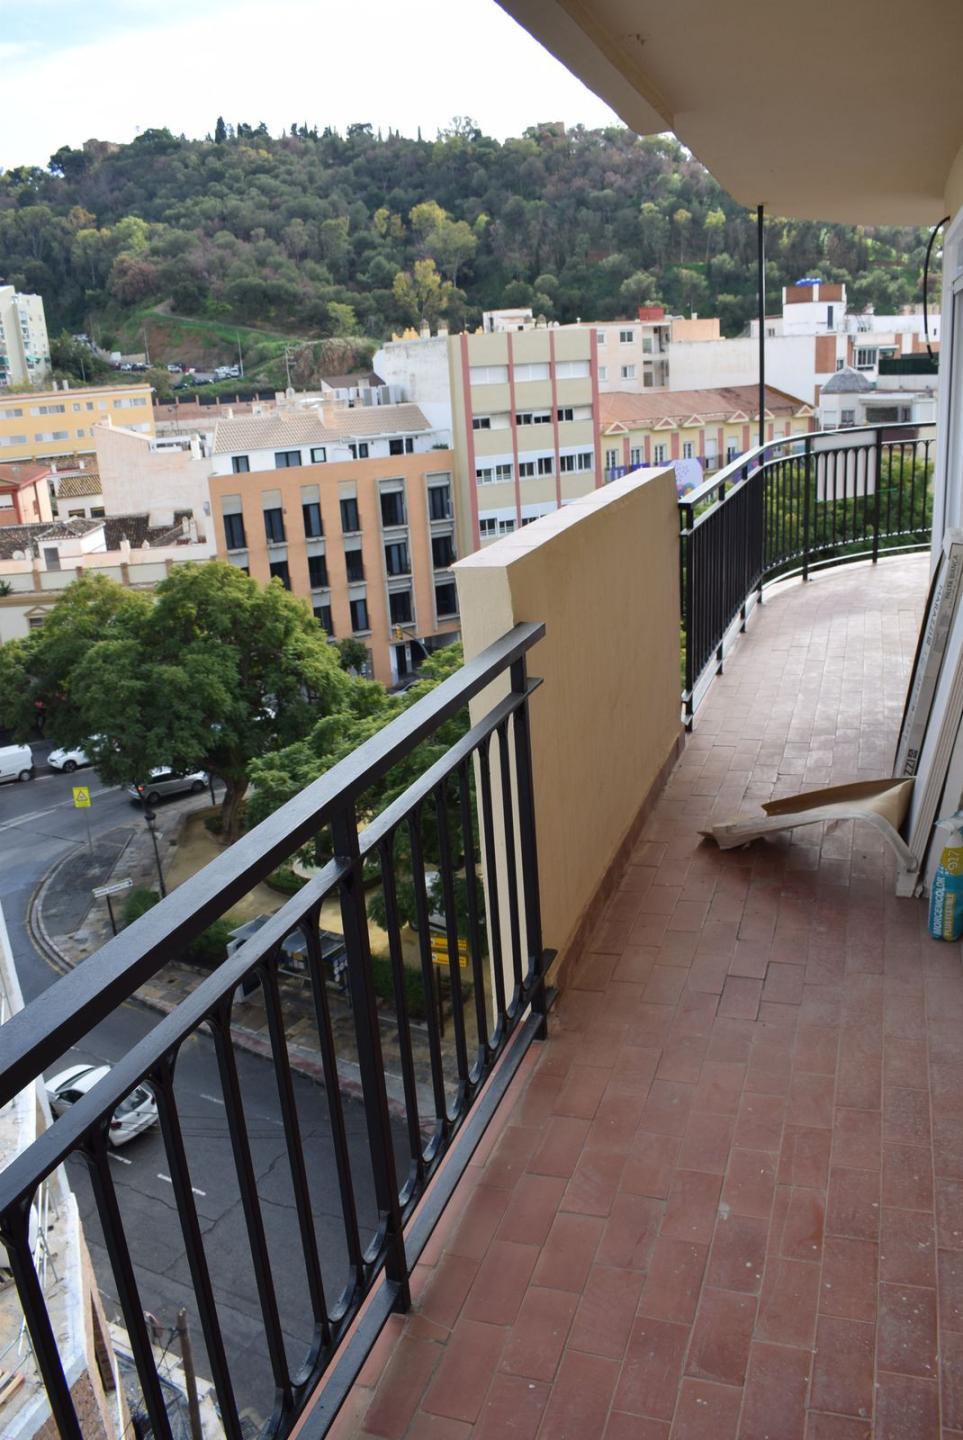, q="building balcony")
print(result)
[0,425,956,1438]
